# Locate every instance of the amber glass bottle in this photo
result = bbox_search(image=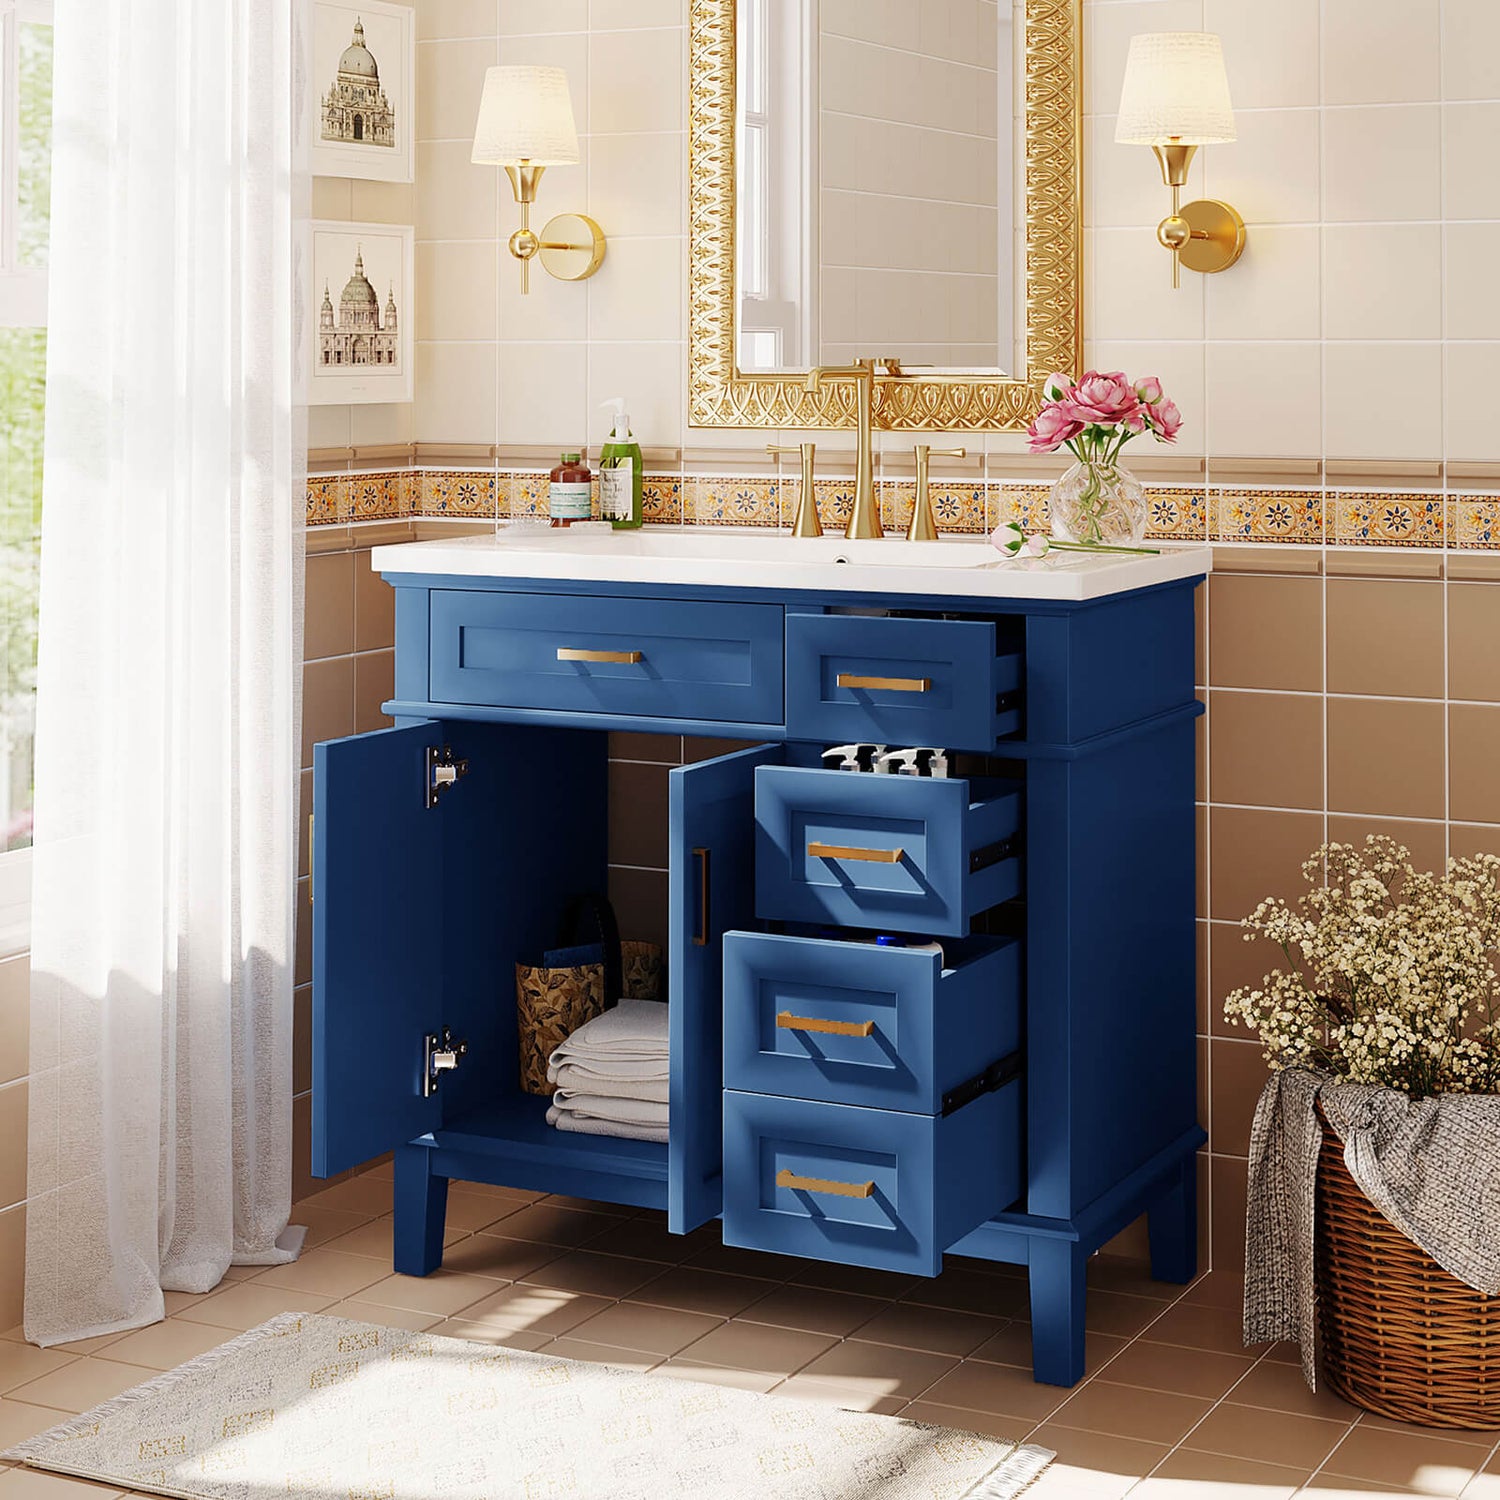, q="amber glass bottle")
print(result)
[549,451,593,526]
